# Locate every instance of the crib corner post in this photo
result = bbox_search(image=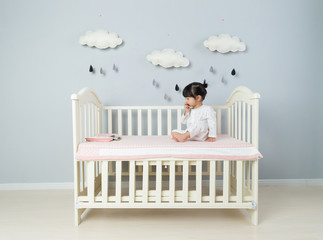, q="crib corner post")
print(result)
[71,95,80,154]
[74,159,84,226]
[75,208,82,226]
[249,159,259,225]
[251,93,260,149]
[250,208,258,226]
